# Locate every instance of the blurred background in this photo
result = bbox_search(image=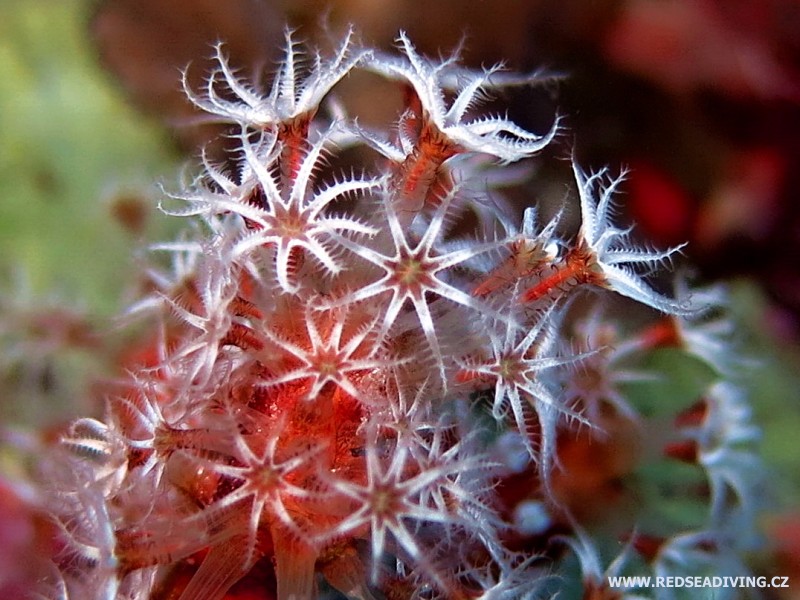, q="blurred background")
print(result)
[1,0,799,592]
